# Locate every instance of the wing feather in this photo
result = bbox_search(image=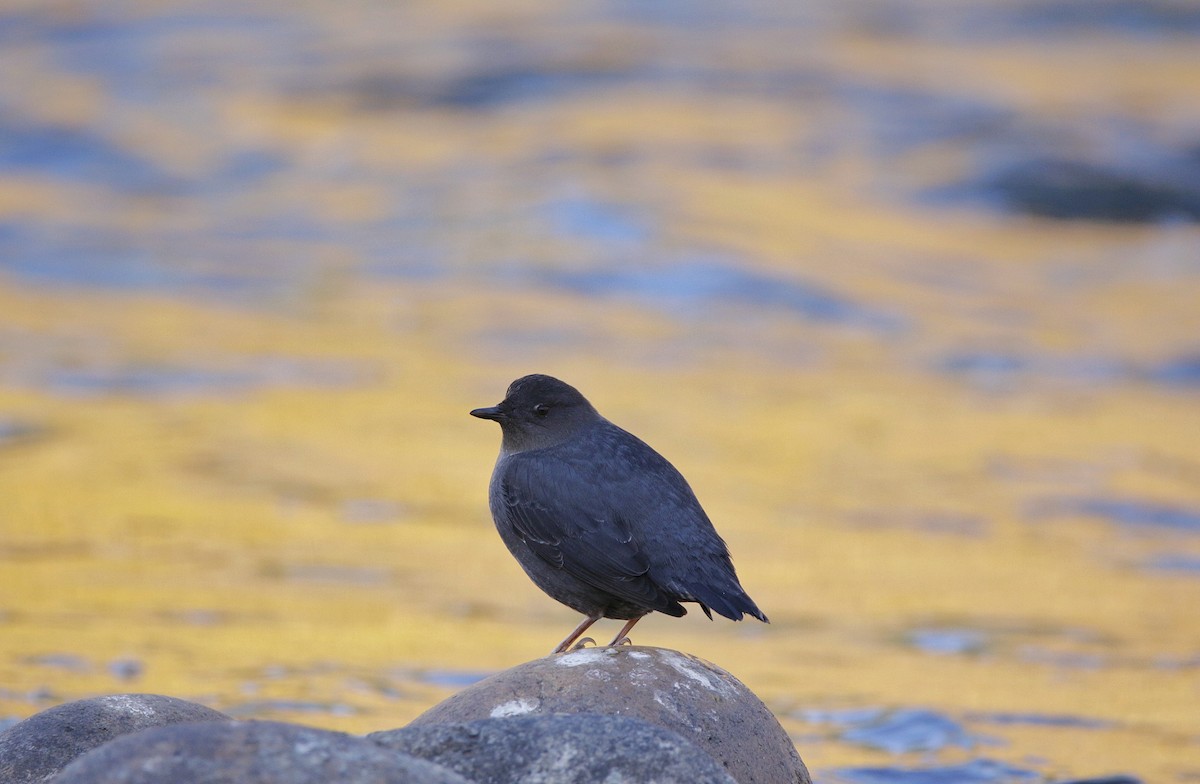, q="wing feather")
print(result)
[497,451,684,615]
[495,420,766,623]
